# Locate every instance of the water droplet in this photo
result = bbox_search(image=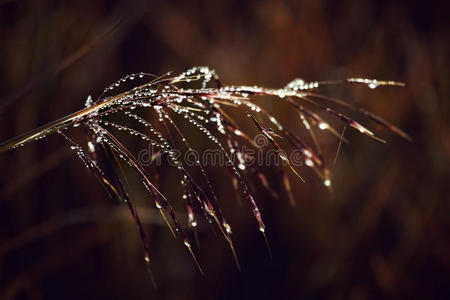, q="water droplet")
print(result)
[305,159,314,167]
[368,82,379,89]
[318,122,329,130]
[303,150,312,158]
[88,141,95,152]
[224,223,232,234]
